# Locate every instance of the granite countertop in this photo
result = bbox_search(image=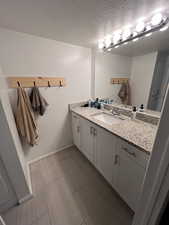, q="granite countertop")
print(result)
[71,106,157,155]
